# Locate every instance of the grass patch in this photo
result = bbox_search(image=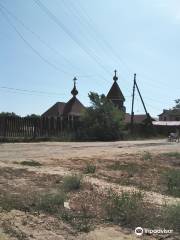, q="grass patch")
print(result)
[83,163,96,174]
[141,151,152,161]
[63,174,82,192]
[104,190,153,228]
[107,162,140,175]
[163,169,180,197]
[0,233,9,240]
[104,189,180,232]
[60,206,91,232]
[0,191,66,214]
[163,203,180,232]
[35,191,66,214]
[0,192,32,212]
[159,152,180,159]
[19,160,42,166]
